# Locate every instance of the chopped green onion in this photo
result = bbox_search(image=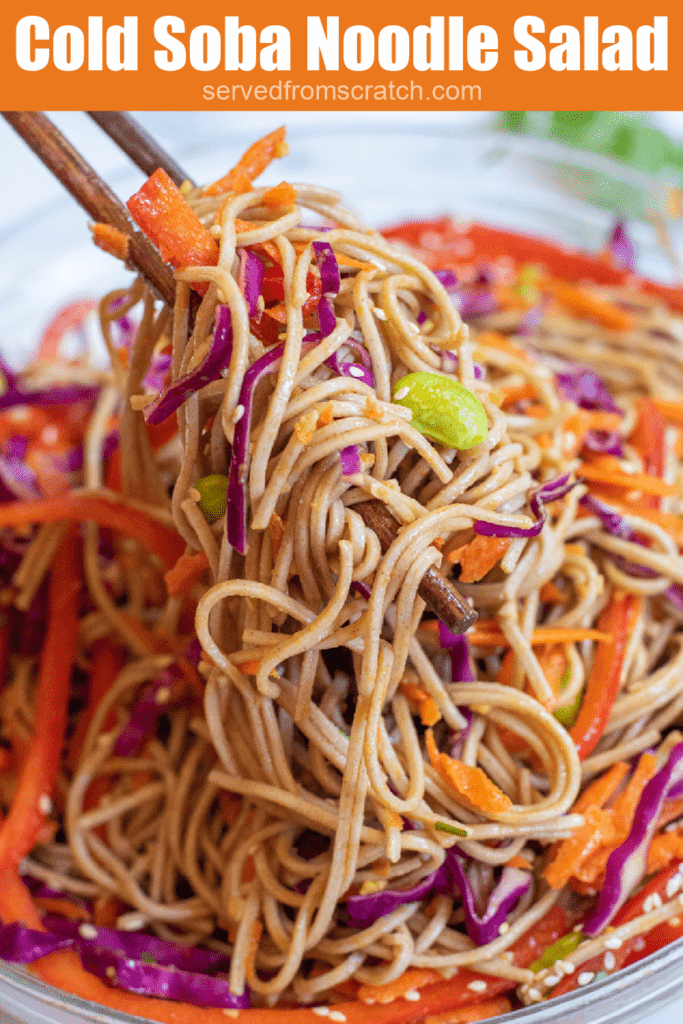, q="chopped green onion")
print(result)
[193,474,230,524]
[554,686,582,728]
[530,930,584,972]
[392,371,488,450]
[514,263,542,301]
[435,821,468,837]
